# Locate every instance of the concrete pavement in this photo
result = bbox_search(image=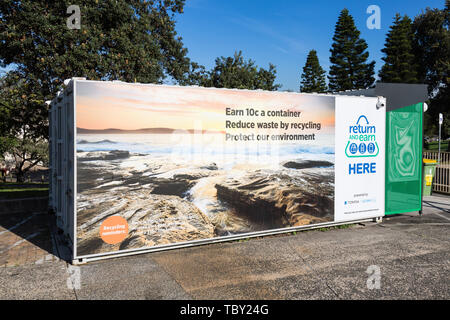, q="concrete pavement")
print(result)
[0,195,449,299]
